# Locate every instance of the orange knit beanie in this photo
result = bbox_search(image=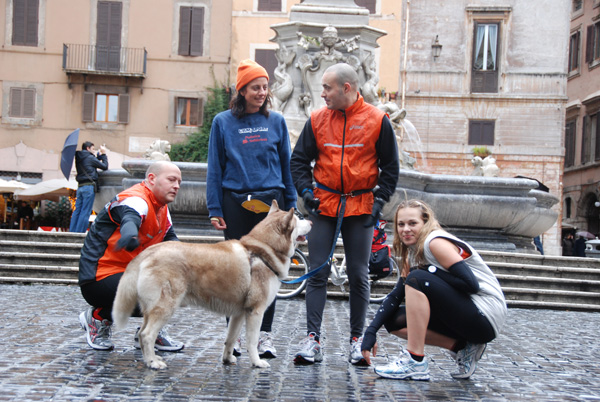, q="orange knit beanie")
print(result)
[236,59,269,91]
